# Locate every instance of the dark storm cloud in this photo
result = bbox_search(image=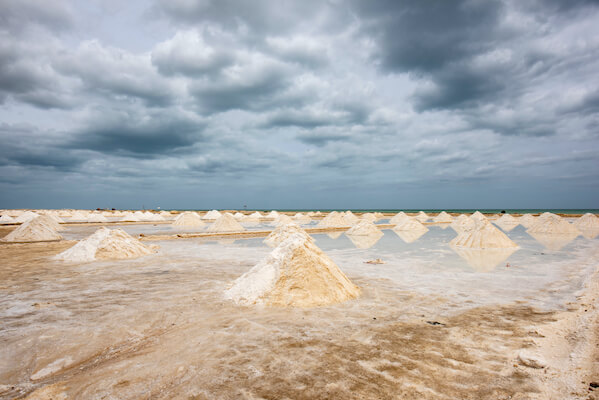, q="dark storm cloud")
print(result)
[0,0,74,34]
